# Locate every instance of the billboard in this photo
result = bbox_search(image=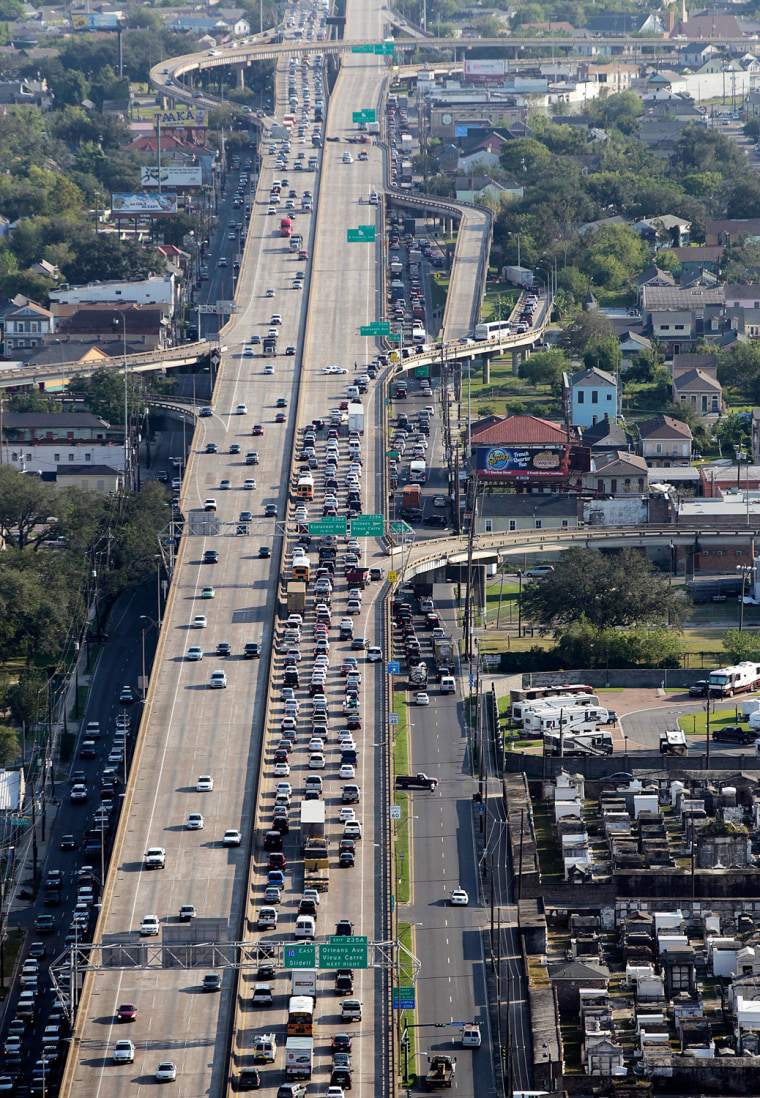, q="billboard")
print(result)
[476,445,571,480]
[111,193,178,217]
[464,59,506,78]
[141,166,203,188]
[71,12,119,29]
[153,105,207,129]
